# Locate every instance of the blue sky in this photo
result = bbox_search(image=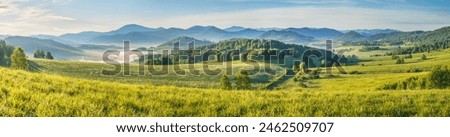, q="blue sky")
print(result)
[0,0,449,35]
